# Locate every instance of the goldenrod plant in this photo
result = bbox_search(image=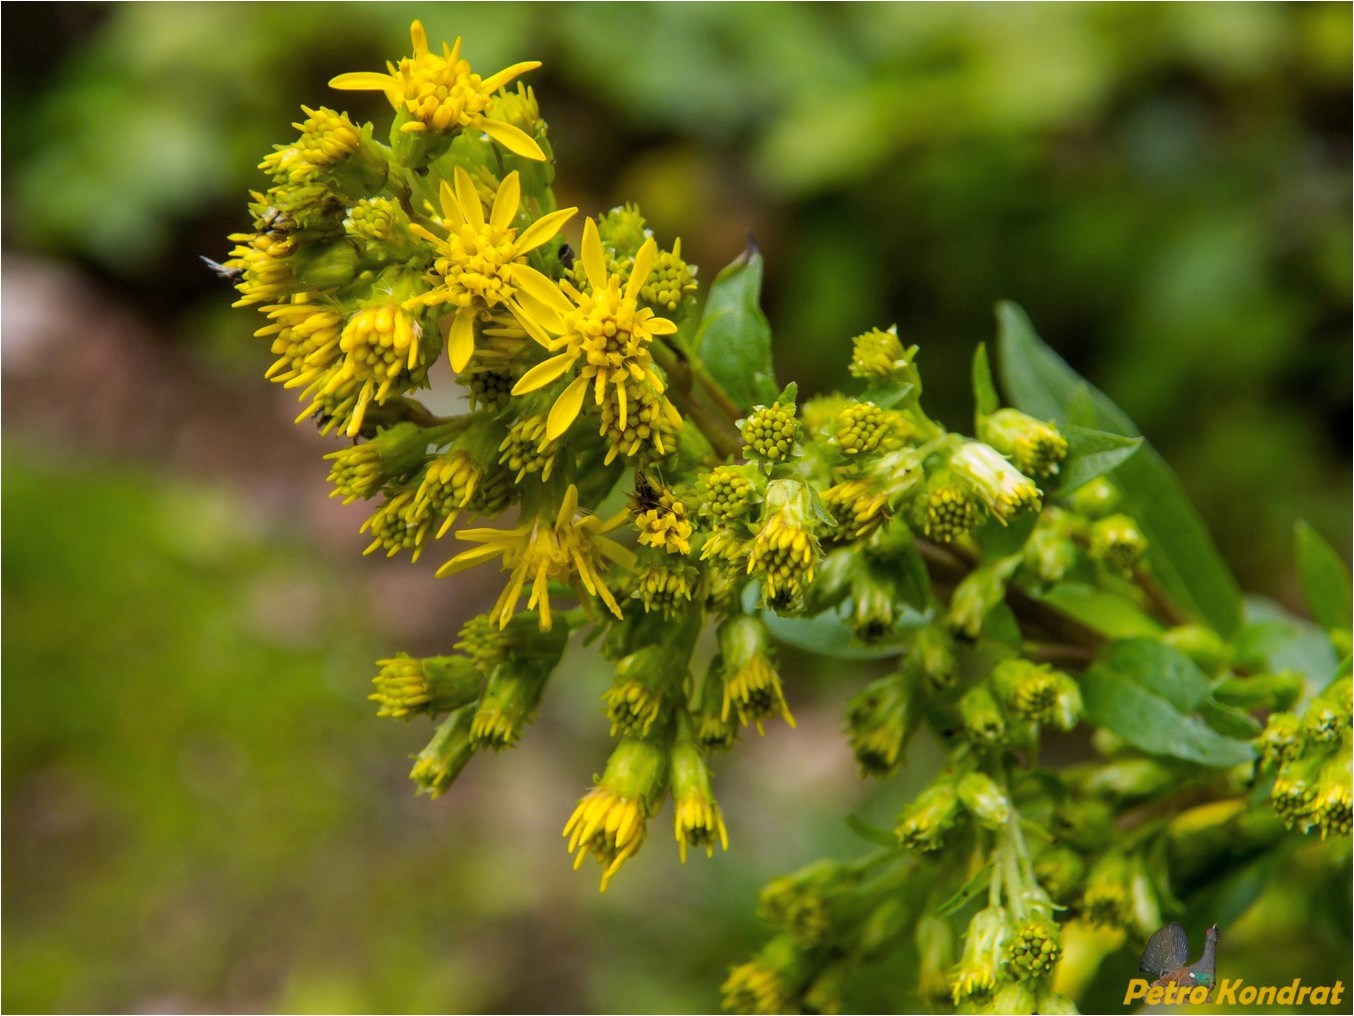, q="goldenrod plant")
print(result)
[219,23,1351,1014]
